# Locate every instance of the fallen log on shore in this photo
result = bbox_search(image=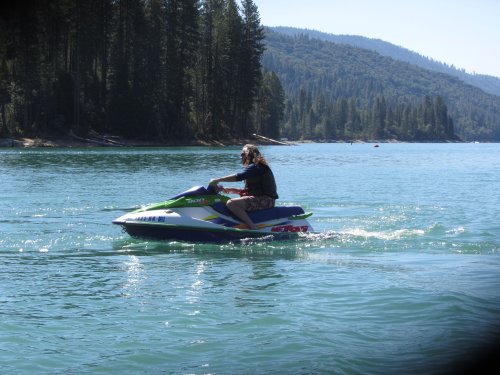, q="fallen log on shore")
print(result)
[253,133,293,145]
[70,131,127,146]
